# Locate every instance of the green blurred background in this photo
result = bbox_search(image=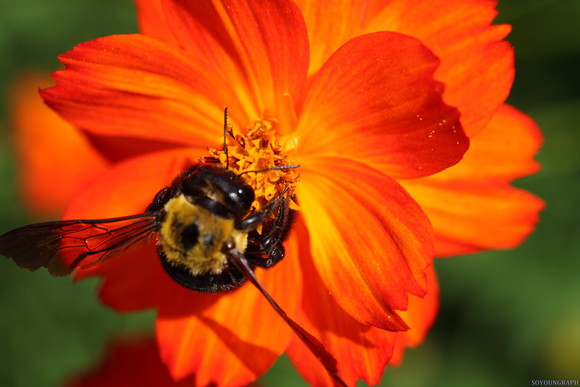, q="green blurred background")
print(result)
[0,0,578,386]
